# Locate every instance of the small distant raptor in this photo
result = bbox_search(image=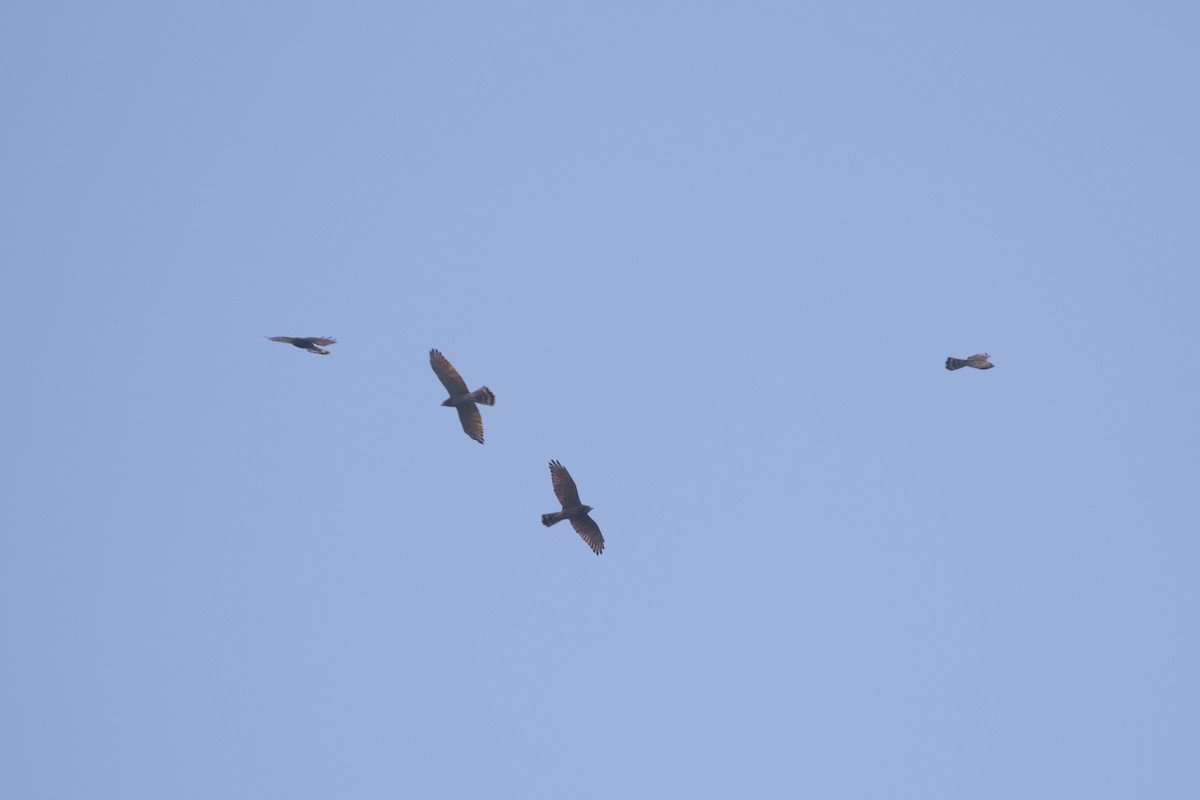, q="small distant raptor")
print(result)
[429,349,495,444]
[946,353,994,370]
[268,336,337,355]
[541,460,604,556]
